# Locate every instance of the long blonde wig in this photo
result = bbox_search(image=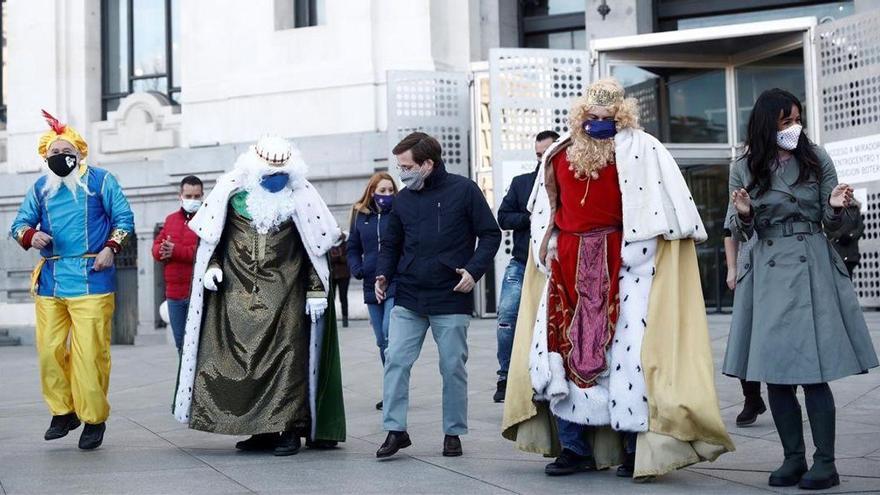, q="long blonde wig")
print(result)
[567,78,641,178]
